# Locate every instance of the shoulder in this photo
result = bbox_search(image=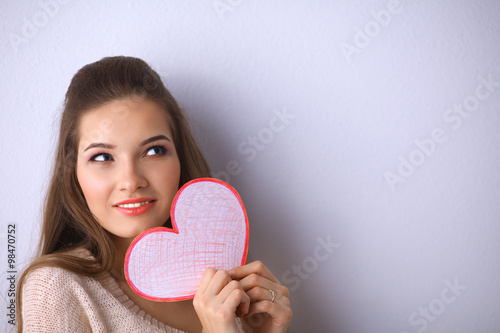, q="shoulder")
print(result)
[24,265,84,289]
[20,249,126,332]
[22,248,103,310]
[23,247,96,291]
[22,265,96,308]
[21,266,99,331]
